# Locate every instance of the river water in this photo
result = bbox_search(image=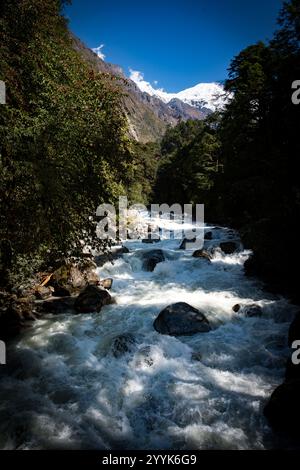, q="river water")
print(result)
[0,213,297,449]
